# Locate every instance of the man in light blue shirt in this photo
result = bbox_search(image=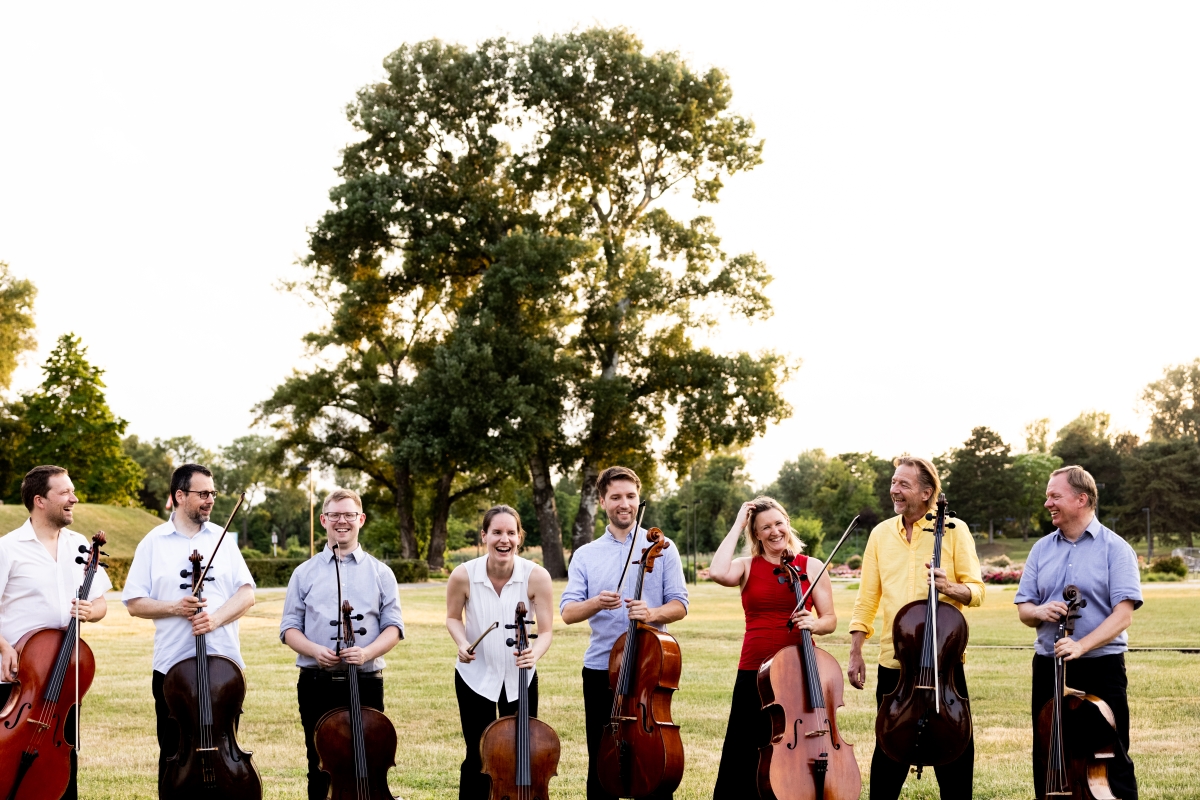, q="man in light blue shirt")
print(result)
[560,465,688,800]
[281,487,403,800]
[1015,465,1142,800]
